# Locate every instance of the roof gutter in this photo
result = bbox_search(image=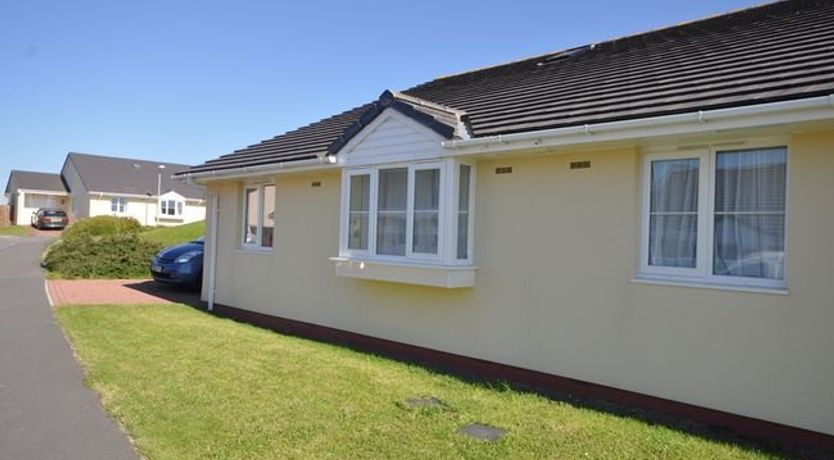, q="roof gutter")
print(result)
[175,155,337,183]
[442,94,834,155]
